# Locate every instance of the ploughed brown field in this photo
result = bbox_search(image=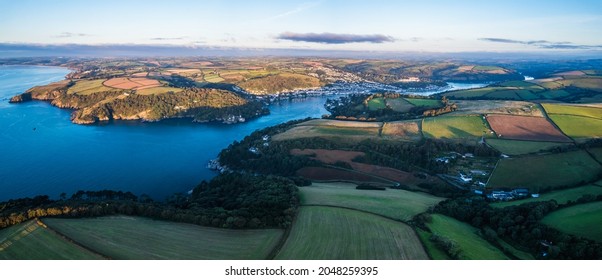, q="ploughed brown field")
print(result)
[296,167,385,183]
[291,149,440,186]
[290,148,365,164]
[486,114,571,142]
[103,77,162,90]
